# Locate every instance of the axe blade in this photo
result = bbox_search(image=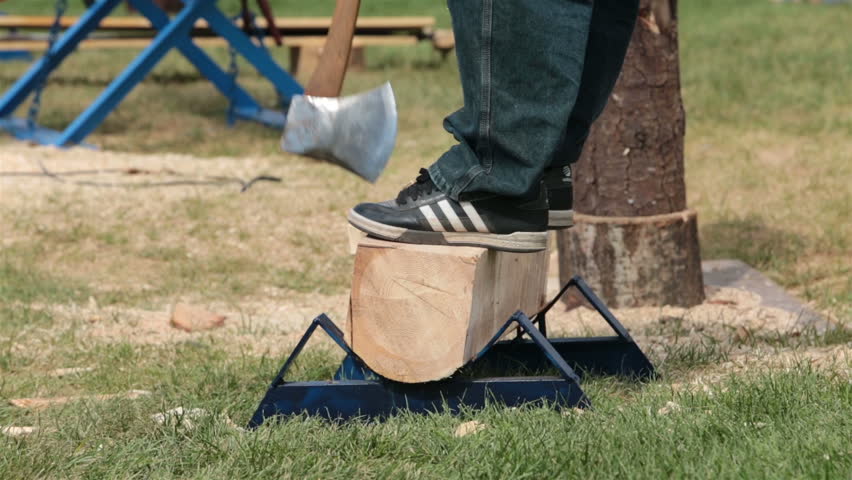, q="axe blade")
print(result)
[281,82,398,183]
